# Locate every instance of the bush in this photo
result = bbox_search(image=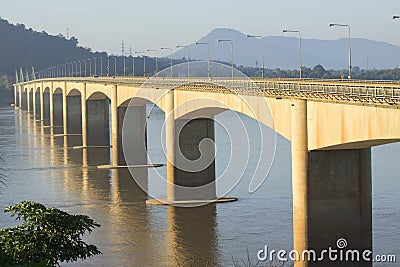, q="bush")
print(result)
[0,201,101,266]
